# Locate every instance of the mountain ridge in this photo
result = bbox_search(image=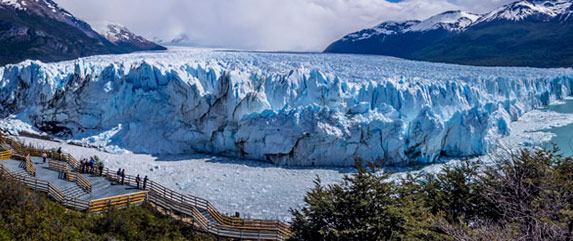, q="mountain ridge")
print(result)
[0,0,165,66]
[325,0,573,67]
